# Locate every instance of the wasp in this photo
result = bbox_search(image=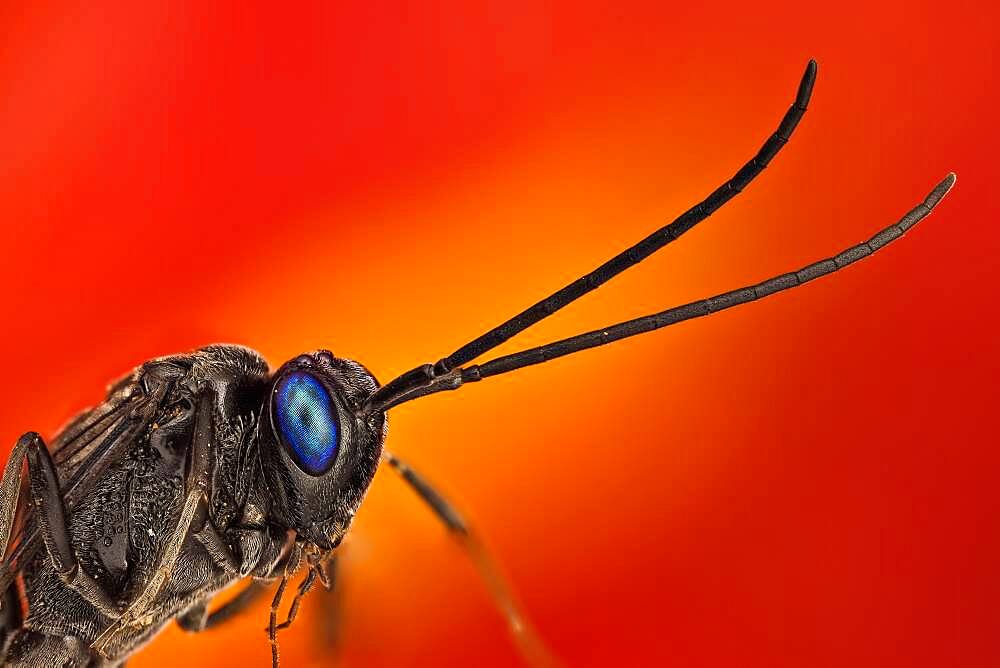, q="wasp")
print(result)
[0,60,954,666]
